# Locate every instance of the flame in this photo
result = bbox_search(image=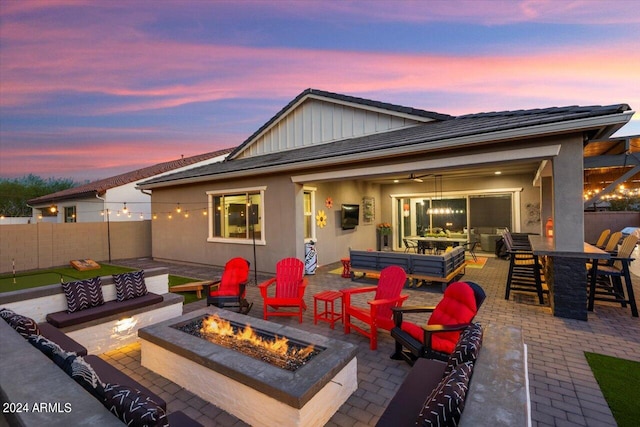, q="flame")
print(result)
[200,315,314,359]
